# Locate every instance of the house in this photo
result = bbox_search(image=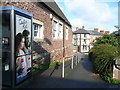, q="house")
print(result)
[73,26,103,53]
[73,26,90,53]
[87,28,103,49]
[0,1,73,70]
